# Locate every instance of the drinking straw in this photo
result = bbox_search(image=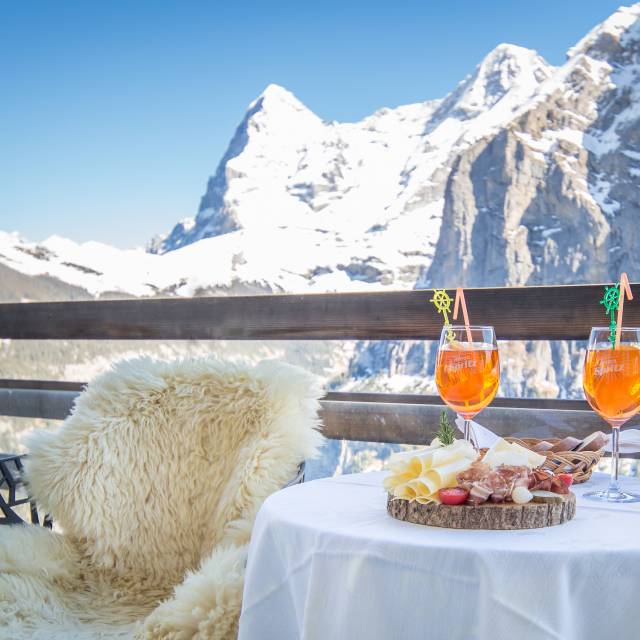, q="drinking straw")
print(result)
[615,272,633,349]
[453,287,473,343]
